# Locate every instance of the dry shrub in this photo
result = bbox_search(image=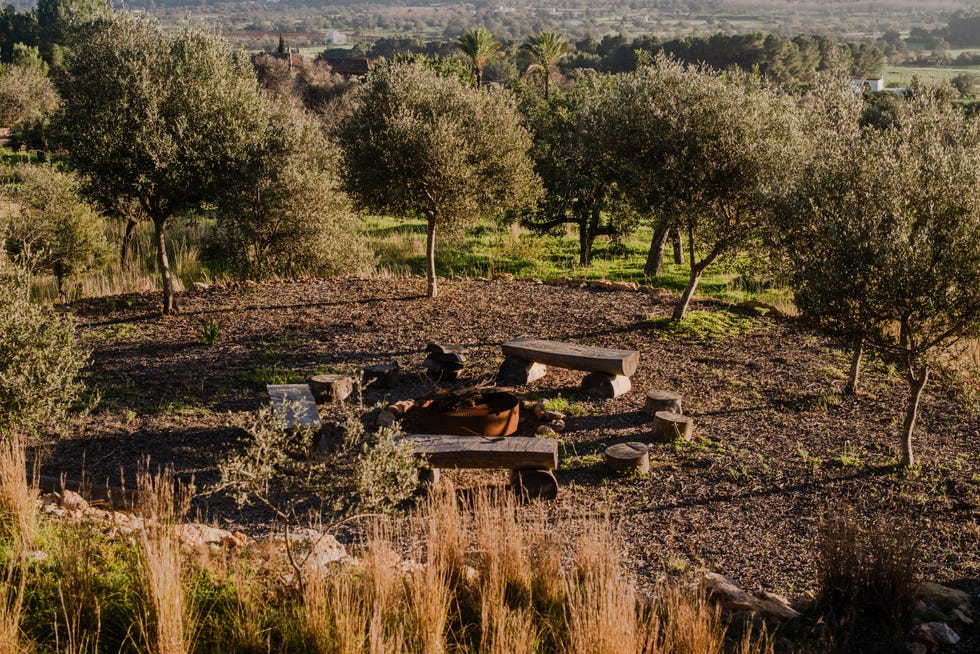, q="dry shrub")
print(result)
[816,508,921,648]
[0,435,37,548]
[137,467,193,654]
